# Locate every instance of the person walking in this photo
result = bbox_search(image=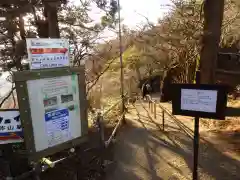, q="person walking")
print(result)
[141,82,151,100]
